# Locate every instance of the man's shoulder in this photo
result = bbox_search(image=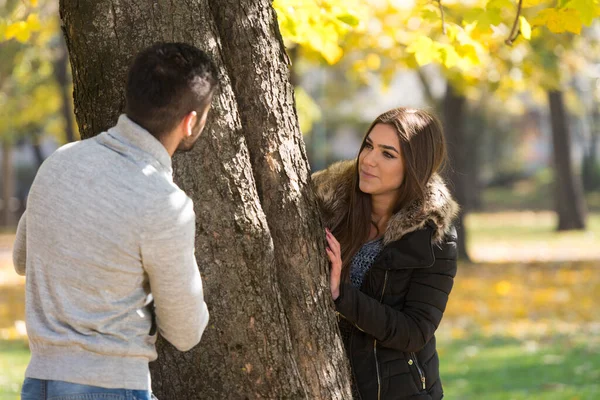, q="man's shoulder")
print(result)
[142,181,194,223]
[41,136,105,170]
